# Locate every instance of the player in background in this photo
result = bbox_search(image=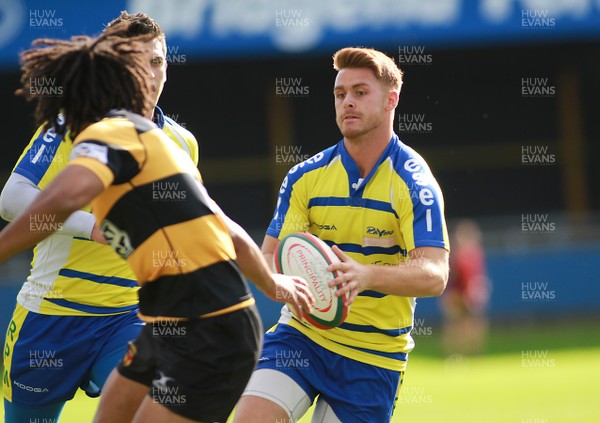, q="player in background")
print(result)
[235,47,450,423]
[440,219,491,357]
[0,12,197,423]
[0,25,313,423]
